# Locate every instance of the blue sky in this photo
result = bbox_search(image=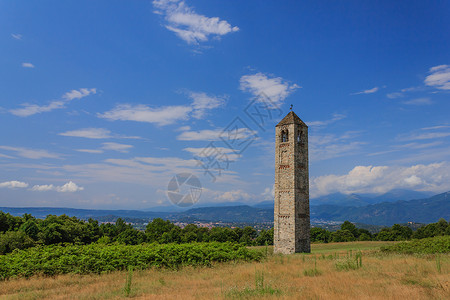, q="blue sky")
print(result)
[0,0,449,209]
